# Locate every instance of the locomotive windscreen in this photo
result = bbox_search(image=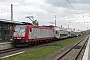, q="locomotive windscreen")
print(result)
[13,25,26,37]
[15,25,26,32]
